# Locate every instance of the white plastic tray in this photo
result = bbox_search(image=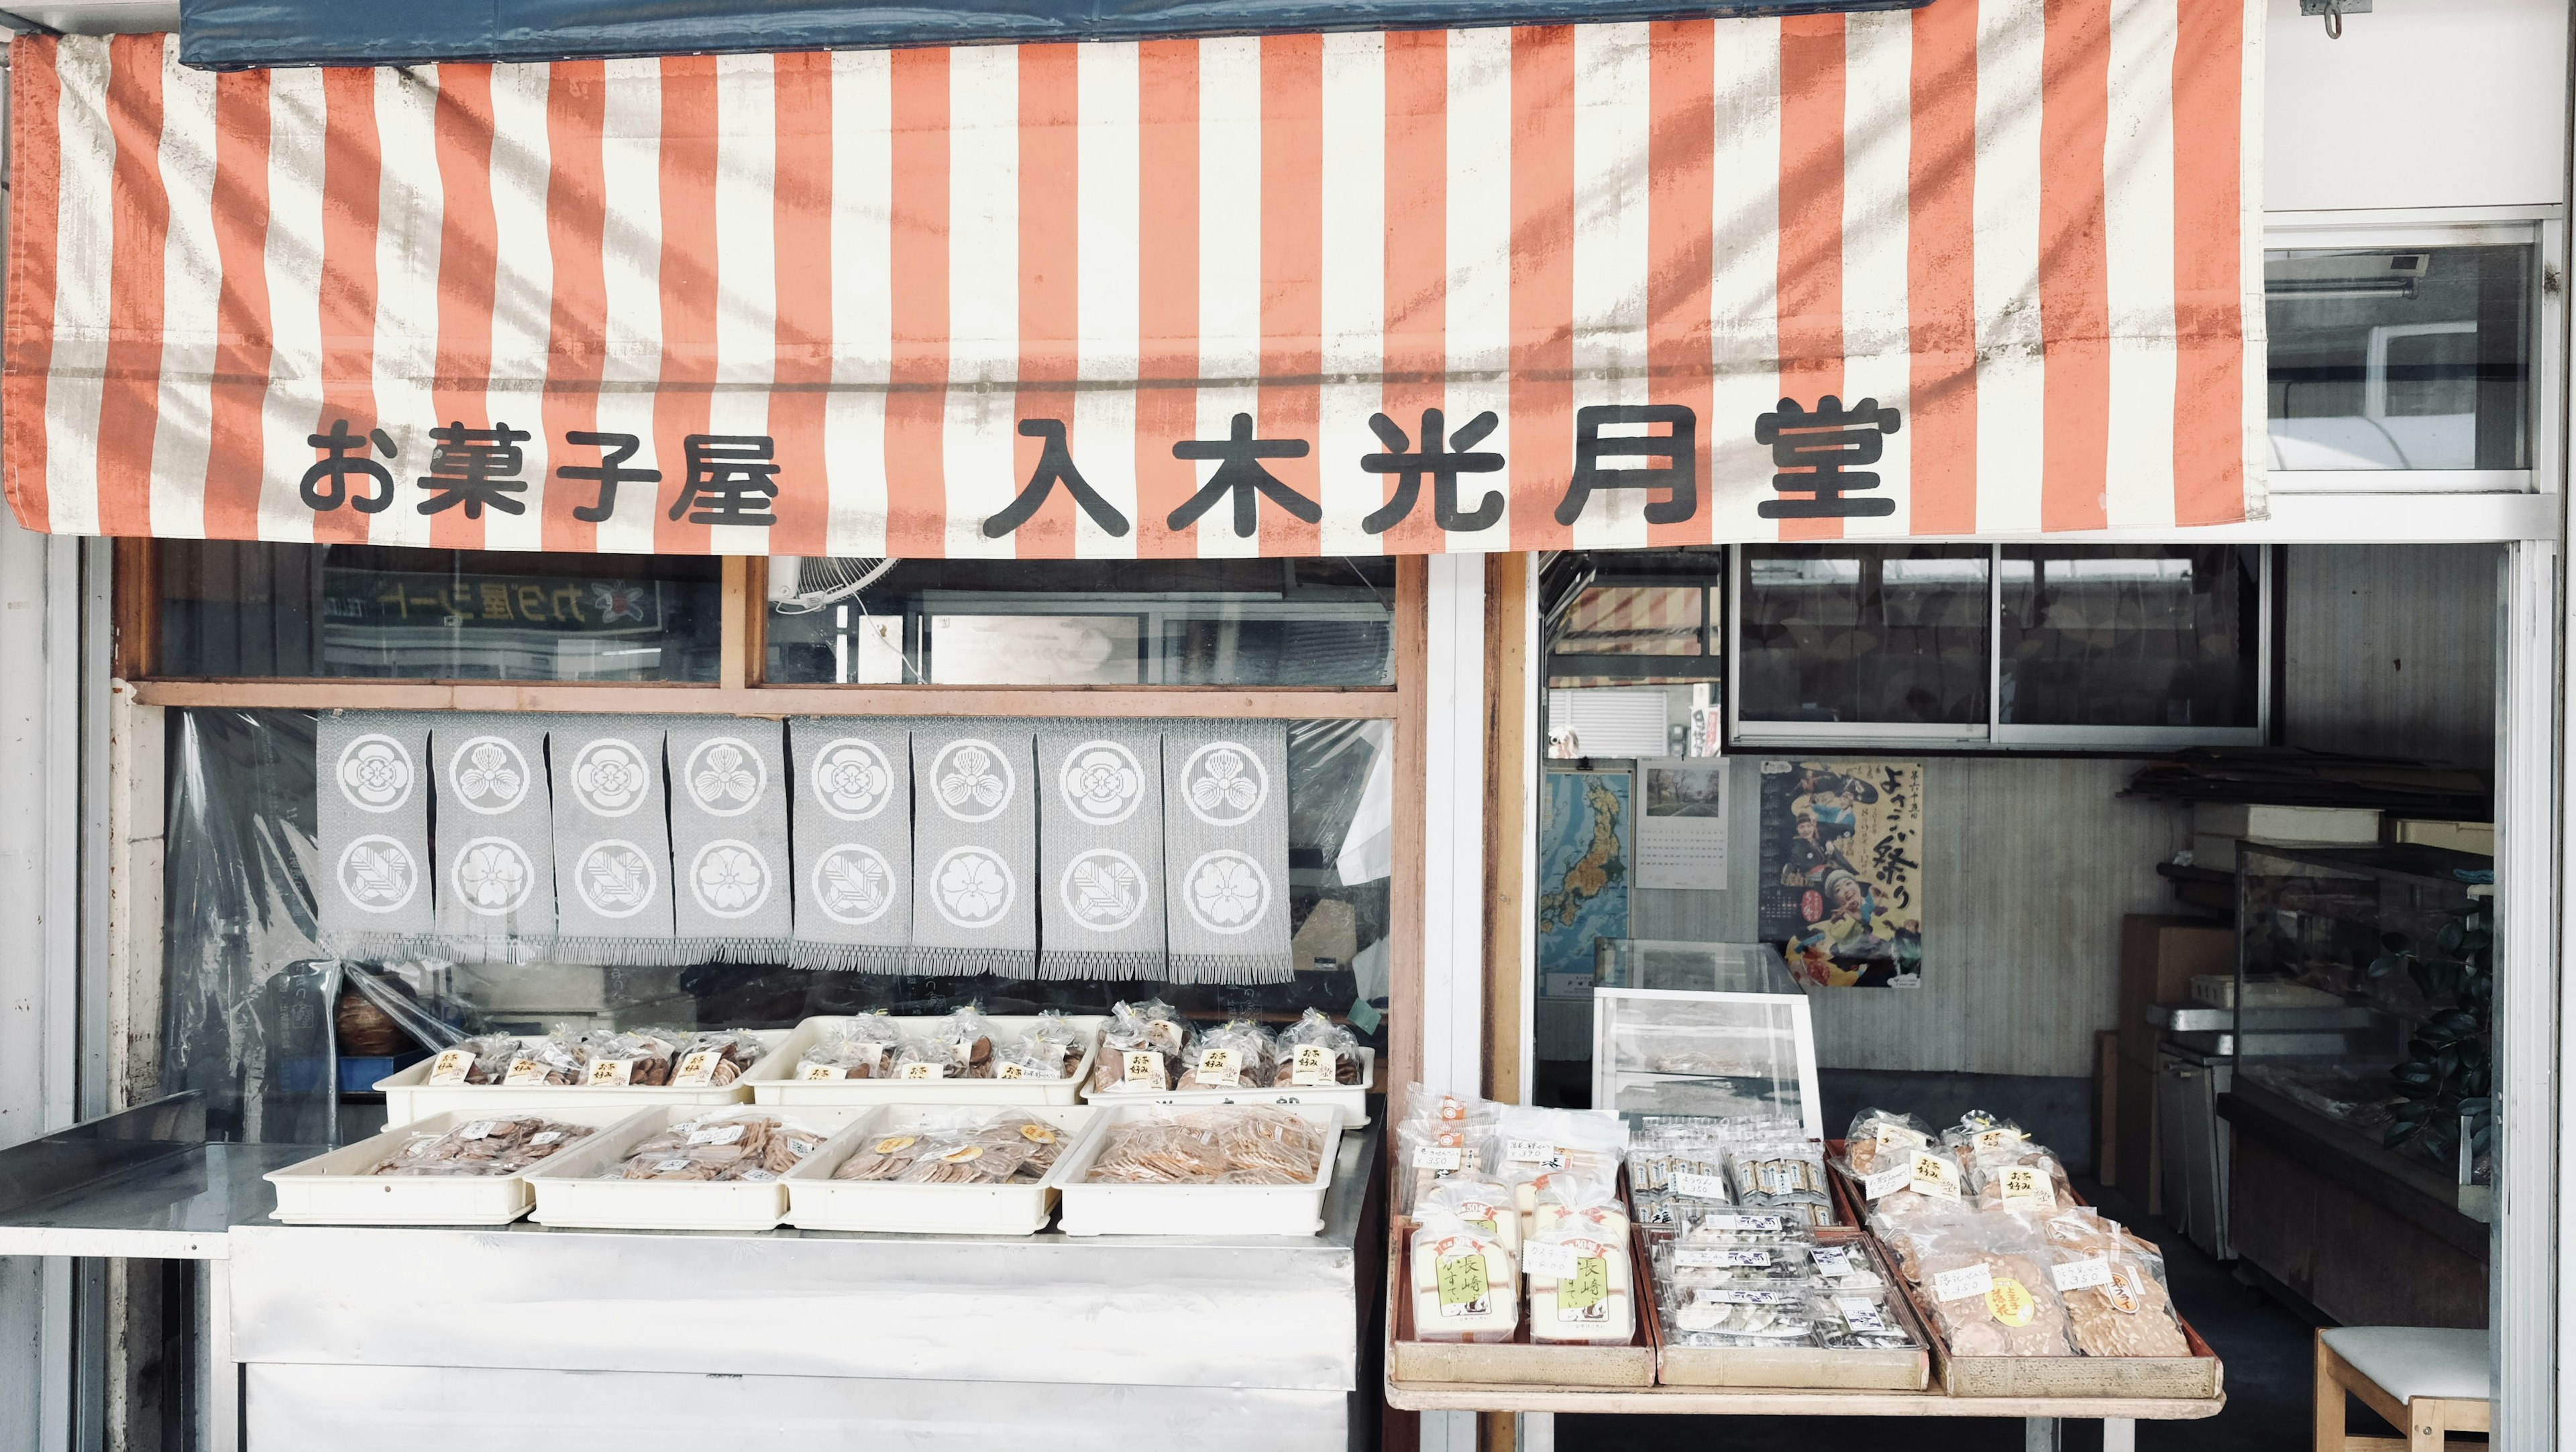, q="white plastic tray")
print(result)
[1084,1046,1375,1127]
[375,1029,787,1127]
[783,1103,1104,1236]
[742,1015,1105,1108]
[264,1105,651,1226]
[1054,1101,1344,1237]
[523,1104,876,1231]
